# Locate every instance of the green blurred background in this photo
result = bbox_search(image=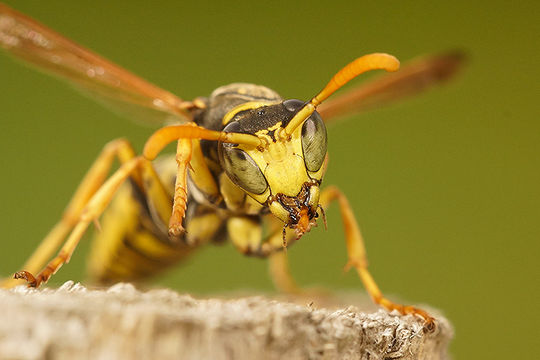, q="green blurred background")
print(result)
[0,0,538,358]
